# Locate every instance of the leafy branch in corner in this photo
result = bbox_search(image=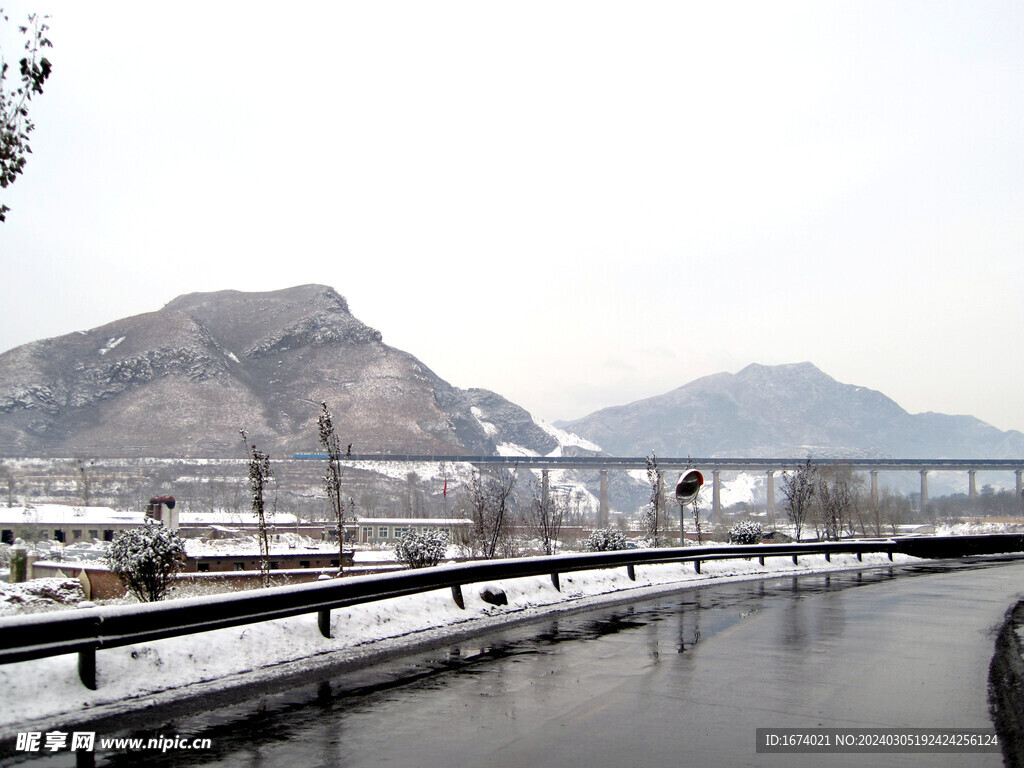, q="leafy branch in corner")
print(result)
[1,9,53,222]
